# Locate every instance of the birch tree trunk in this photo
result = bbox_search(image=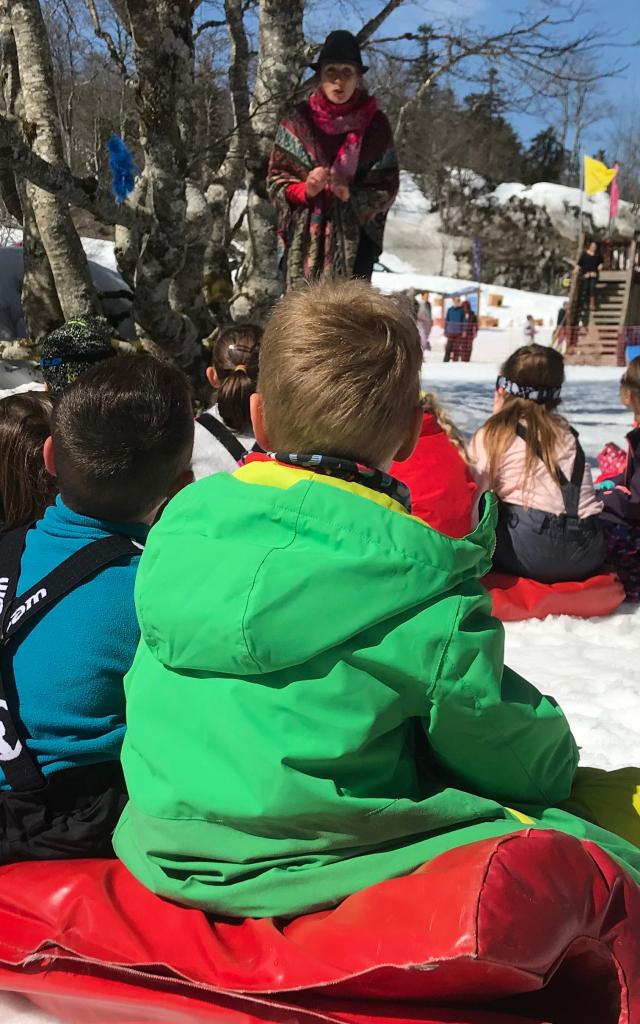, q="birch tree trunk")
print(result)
[0,0,62,337]
[9,0,97,321]
[120,0,208,388]
[234,0,305,321]
[203,0,251,322]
